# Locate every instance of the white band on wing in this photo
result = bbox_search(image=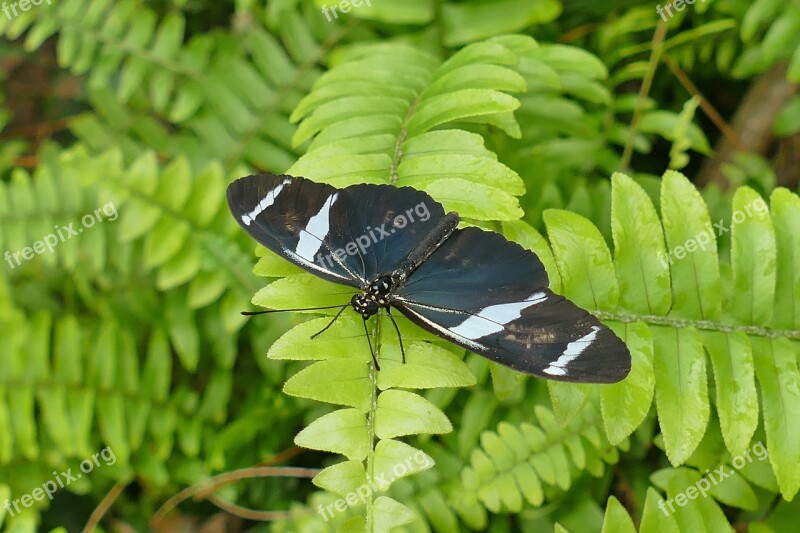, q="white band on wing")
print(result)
[448,292,548,340]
